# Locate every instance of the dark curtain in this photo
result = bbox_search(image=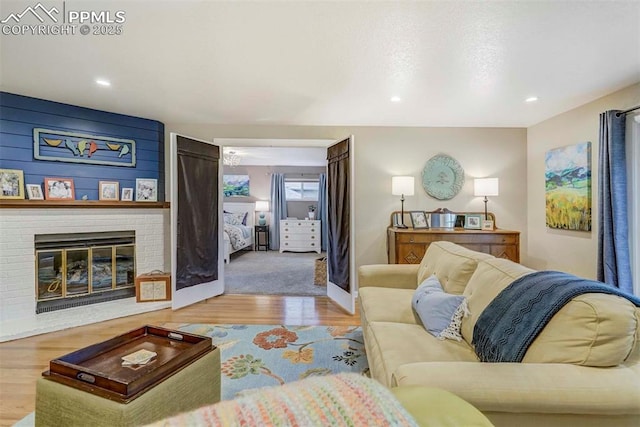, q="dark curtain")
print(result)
[269,173,287,250]
[597,111,633,292]
[327,139,350,292]
[176,136,219,290]
[318,173,328,251]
